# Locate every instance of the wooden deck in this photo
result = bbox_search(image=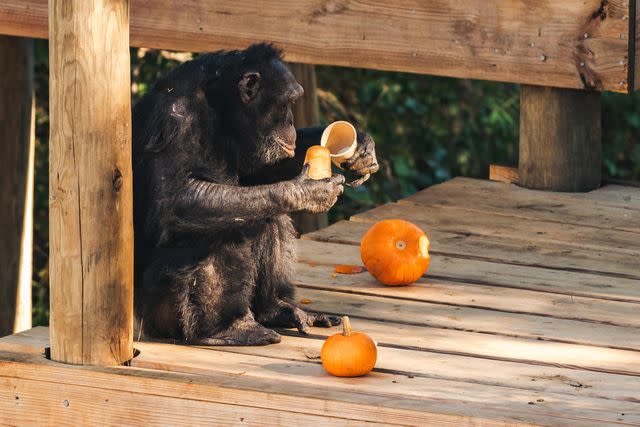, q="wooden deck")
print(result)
[1,177,640,426]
